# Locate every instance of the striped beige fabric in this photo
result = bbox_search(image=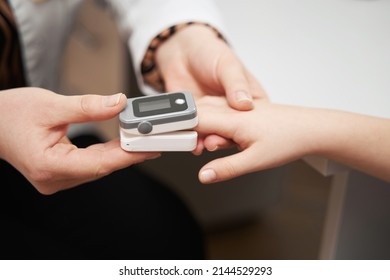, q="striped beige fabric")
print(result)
[0,0,26,89]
